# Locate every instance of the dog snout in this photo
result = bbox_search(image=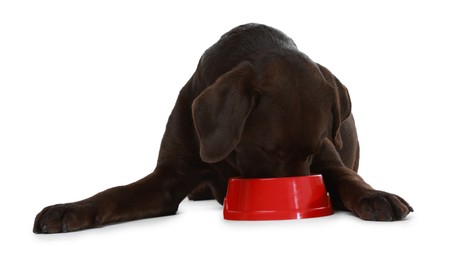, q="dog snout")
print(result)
[286,160,311,177]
